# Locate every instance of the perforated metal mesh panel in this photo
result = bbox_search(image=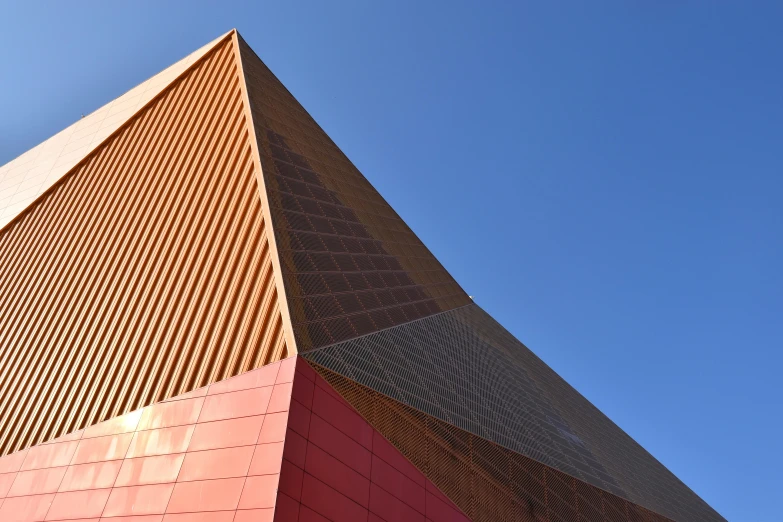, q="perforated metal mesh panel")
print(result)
[313,363,676,522]
[237,37,471,351]
[305,305,724,522]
